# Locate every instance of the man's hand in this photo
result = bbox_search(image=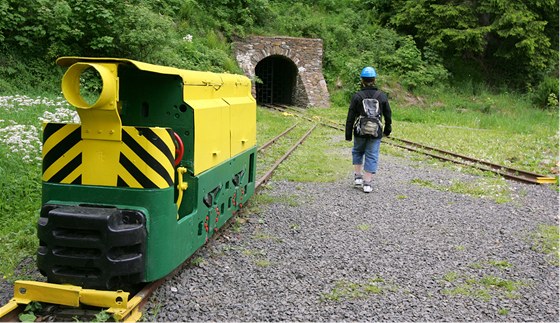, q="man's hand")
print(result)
[383,125,392,137]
